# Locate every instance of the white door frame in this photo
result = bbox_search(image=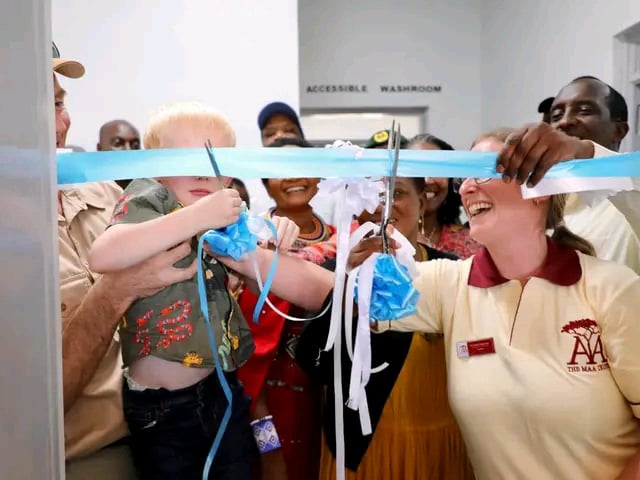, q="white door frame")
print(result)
[0,0,65,478]
[613,22,640,152]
